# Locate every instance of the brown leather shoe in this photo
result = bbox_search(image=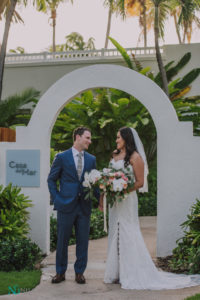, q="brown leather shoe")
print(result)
[75,273,86,284]
[51,273,65,284]
[112,279,119,284]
